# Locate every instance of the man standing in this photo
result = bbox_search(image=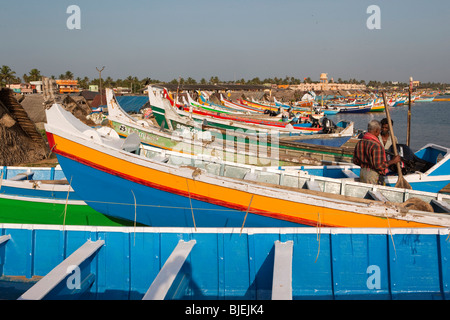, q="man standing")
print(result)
[353,120,401,185]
